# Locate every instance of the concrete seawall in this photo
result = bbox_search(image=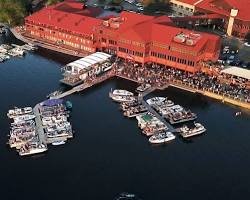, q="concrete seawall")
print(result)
[169,82,250,110]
